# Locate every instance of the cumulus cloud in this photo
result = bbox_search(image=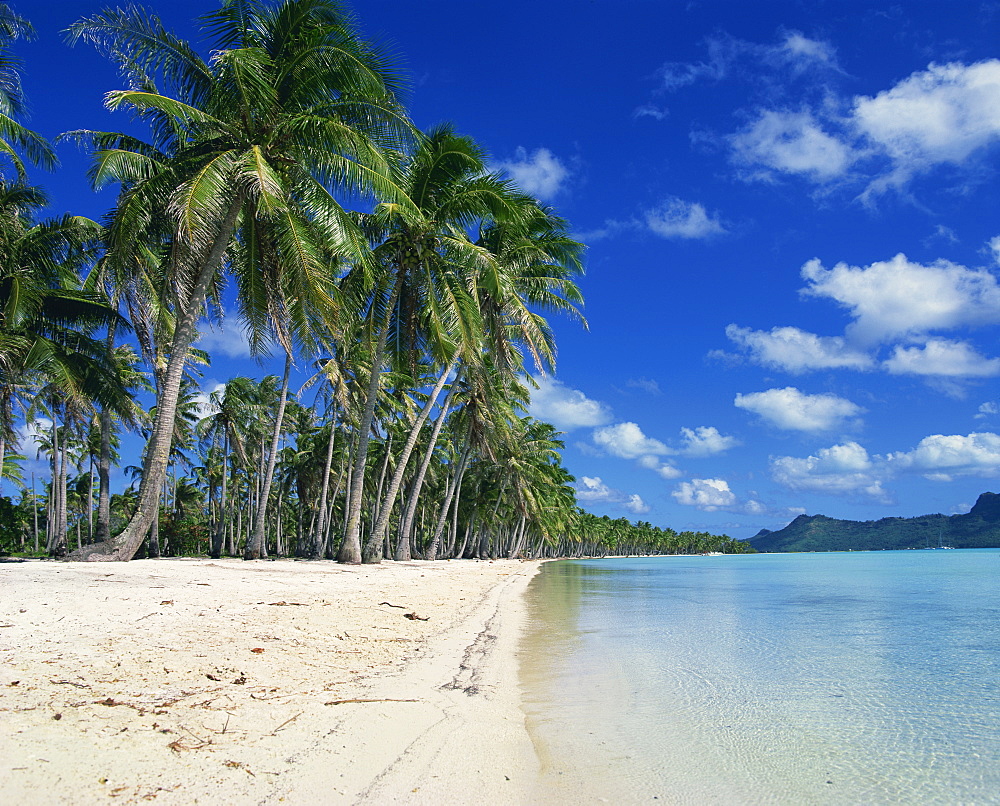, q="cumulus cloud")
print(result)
[887,432,1000,481]
[724,324,875,372]
[672,478,737,510]
[735,387,863,432]
[771,441,888,499]
[528,376,612,431]
[679,426,739,457]
[495,147,569,200]
[575,476,650,514]
[883,339,1000,377]
[724,59,1000,196]
[853,60,1000,190]
[637,454,683,479]
[593,422,669,459]
[670,478,769,514]
[730,110,854,181]
[196,315,252,358]
[645,197,726,239]
[800,253,1000,344]
[771,432,1000,499]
